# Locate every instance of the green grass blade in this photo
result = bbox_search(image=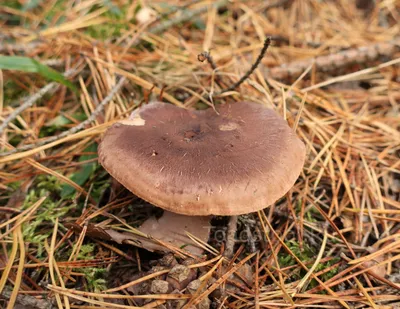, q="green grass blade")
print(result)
[0,56,77,93]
